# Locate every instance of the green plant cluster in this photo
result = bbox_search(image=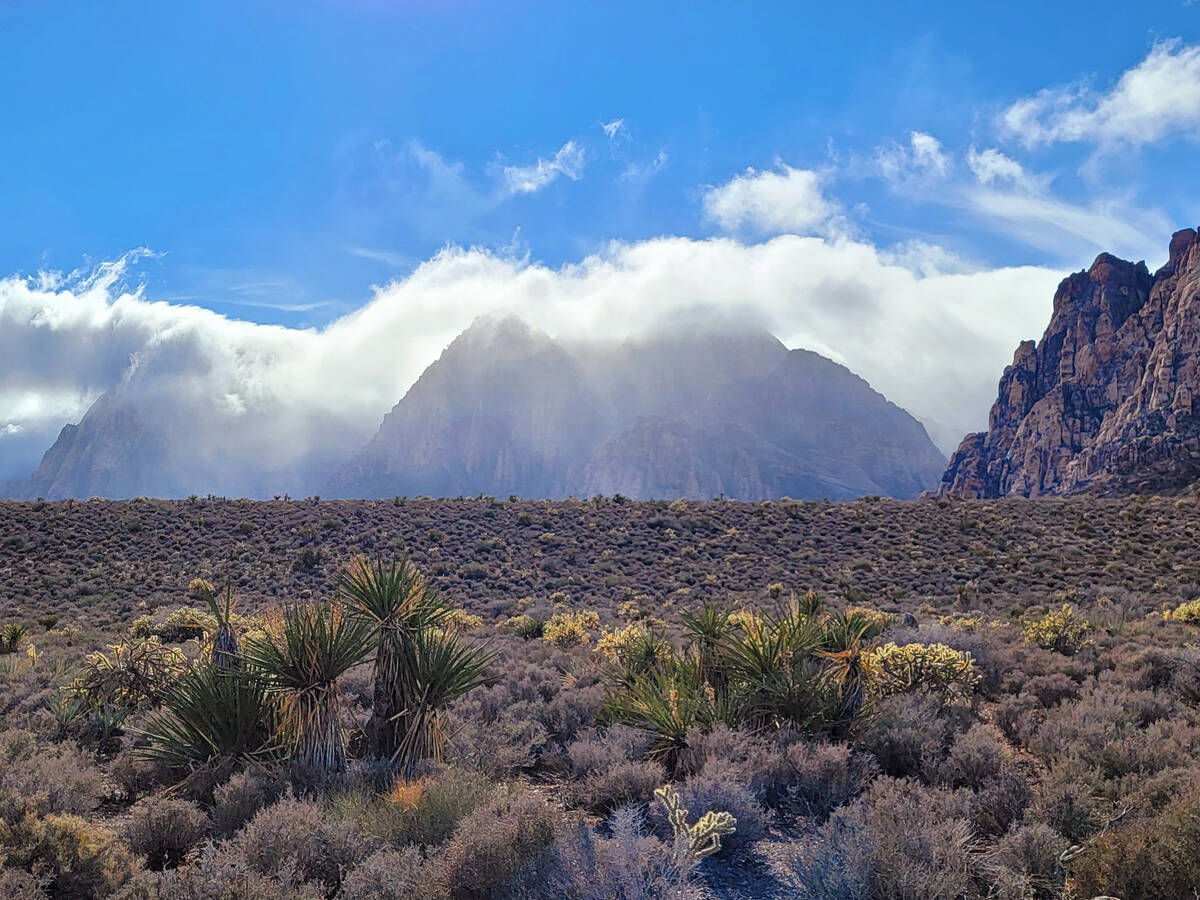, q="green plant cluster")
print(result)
[1022,604,1090,655]
[603,596,885,770]
[864,641,979,703]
